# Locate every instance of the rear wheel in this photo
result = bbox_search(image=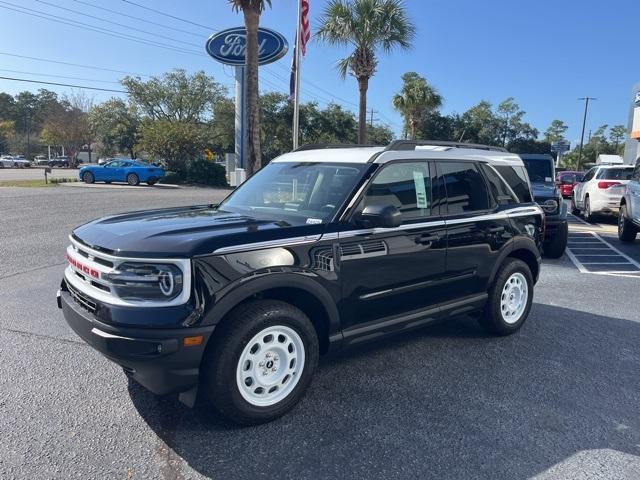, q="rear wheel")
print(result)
[584,196,596,223]
[202,300,319,425]
[543,222,568,258]
[146,177,157,186]
[618,204,638,243]
[126,173,139,186]
[82,171,94,184]
[478,258,533,336]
